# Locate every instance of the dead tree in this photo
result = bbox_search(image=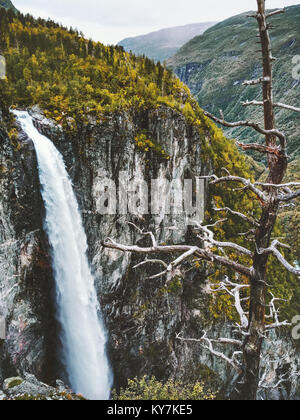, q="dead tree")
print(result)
[103,0,300,400]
